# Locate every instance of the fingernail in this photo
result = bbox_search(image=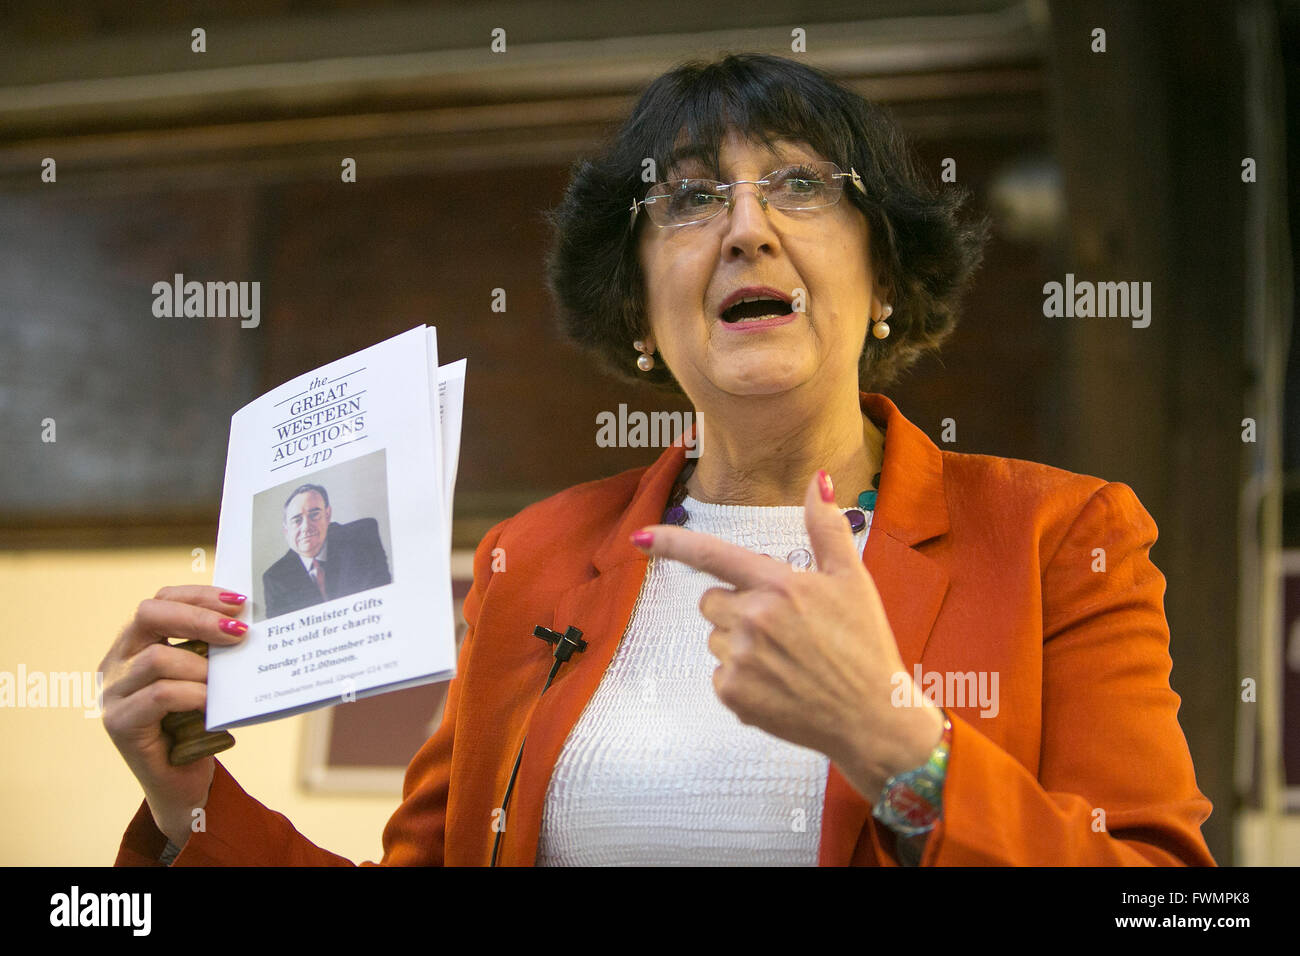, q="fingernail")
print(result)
[631,530,654,548]
[817,469,835,504]
[219,591,247,605]
[218,618,249,636]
